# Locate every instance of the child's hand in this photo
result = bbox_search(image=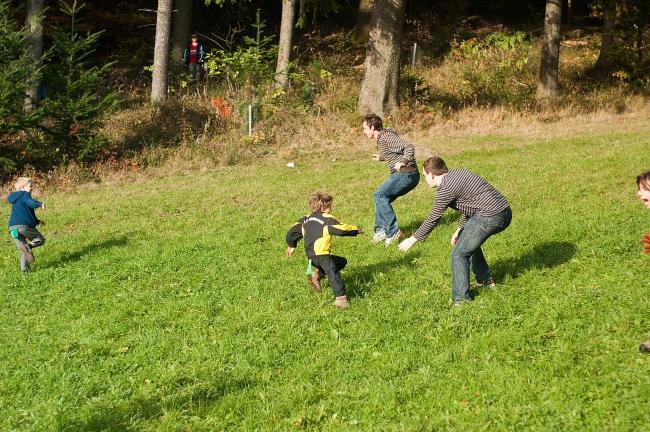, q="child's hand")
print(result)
[41,203,46,210]
[372,154,380,161]
[285,247,295,257]
[357,228,364,235]
[642,233,650,254]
